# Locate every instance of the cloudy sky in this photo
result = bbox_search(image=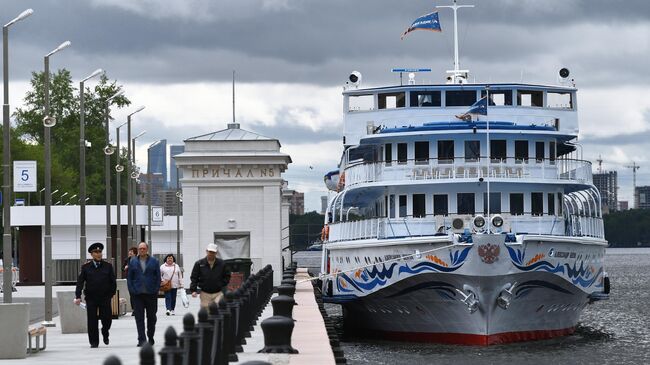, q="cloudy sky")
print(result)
[3,0,650,211]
